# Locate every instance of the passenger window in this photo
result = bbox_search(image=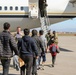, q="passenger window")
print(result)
[23,7,26,10]
[15,6,18,10]
[4,6,7,10]
[0,6,2,10]
[24,7,29,11]
[21,7,24,10]
[10,6,13,10]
